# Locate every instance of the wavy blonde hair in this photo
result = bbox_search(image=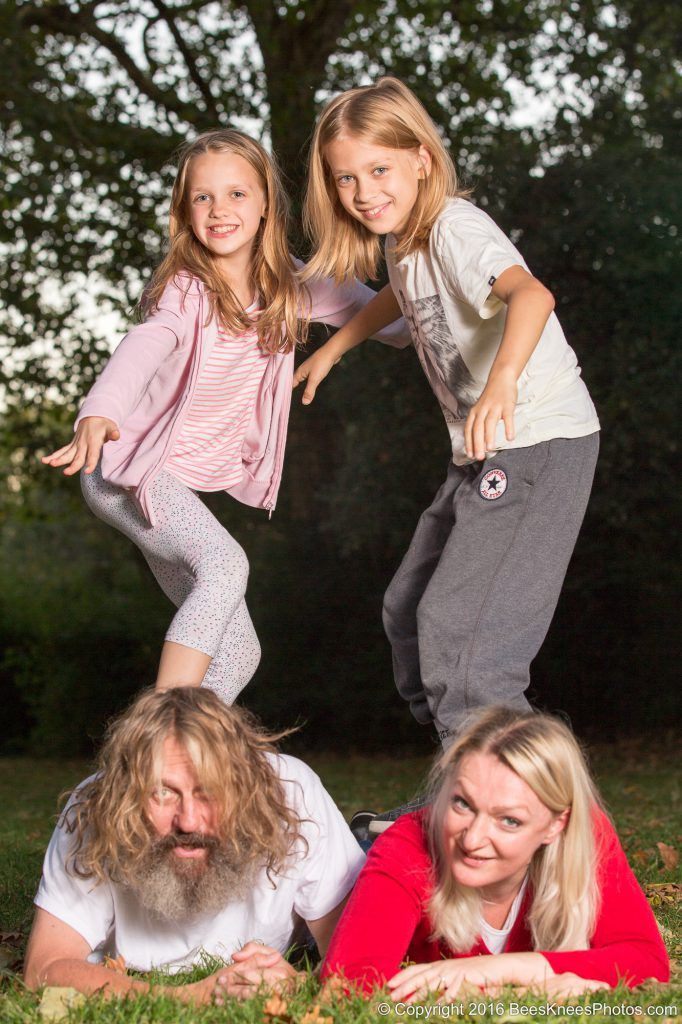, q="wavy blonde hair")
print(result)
[427,707,604,953]
[63,687,305,886]
[303,77,469,283]
[143,129,307,353]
